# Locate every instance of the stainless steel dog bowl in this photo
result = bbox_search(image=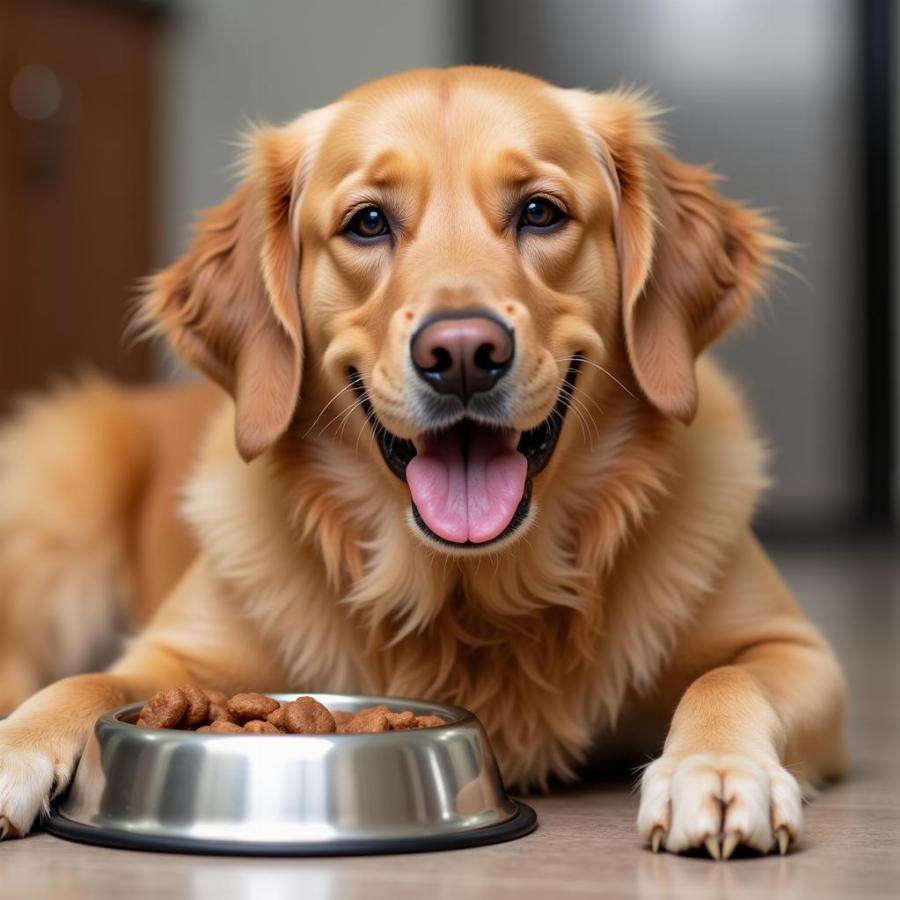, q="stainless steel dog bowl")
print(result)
[46,693,536,855]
